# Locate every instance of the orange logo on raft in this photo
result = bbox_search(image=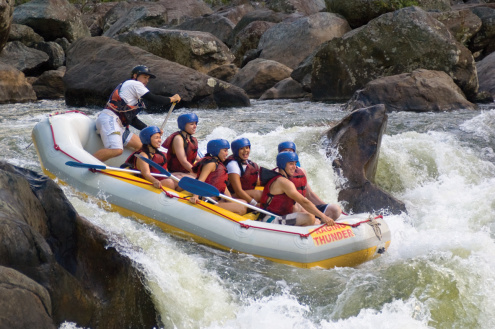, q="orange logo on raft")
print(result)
[311,223,355,246]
